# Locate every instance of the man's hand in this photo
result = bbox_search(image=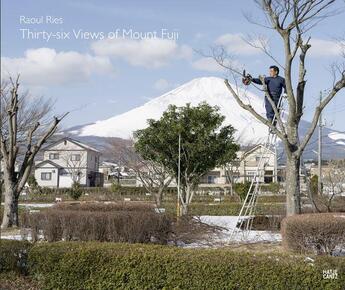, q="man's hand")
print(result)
[242,74,252,86]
